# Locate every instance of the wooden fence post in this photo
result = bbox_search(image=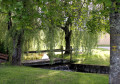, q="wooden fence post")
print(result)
[61,46,63,63]
[70,46,72,62]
